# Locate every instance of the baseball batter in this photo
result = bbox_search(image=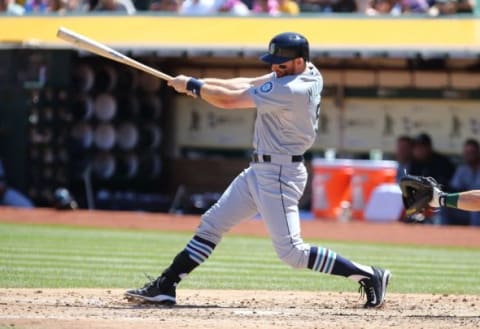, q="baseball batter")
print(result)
[125,32,391,308]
